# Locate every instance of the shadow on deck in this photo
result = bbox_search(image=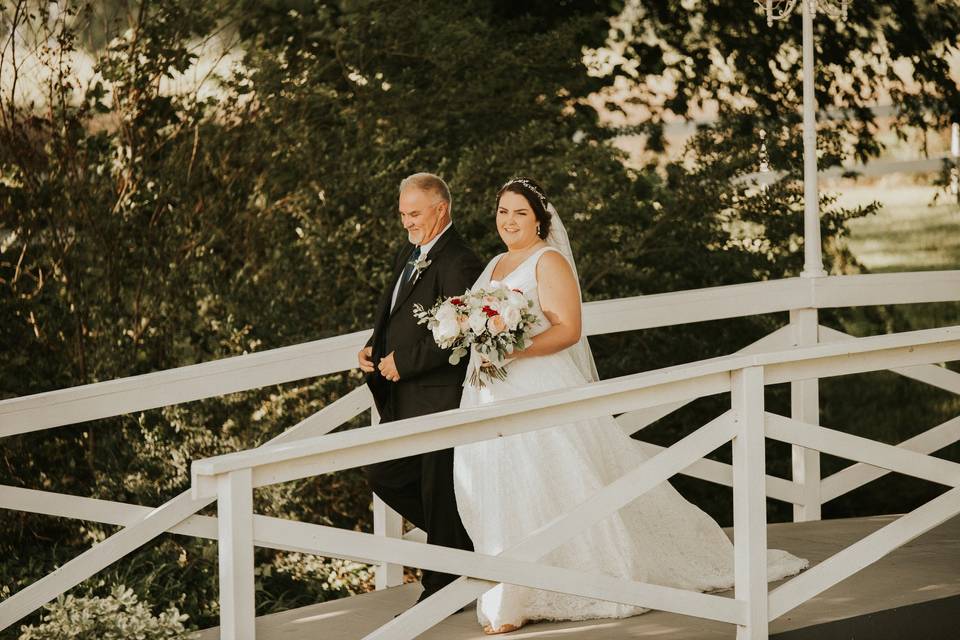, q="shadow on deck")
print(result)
[195,513,960,639]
